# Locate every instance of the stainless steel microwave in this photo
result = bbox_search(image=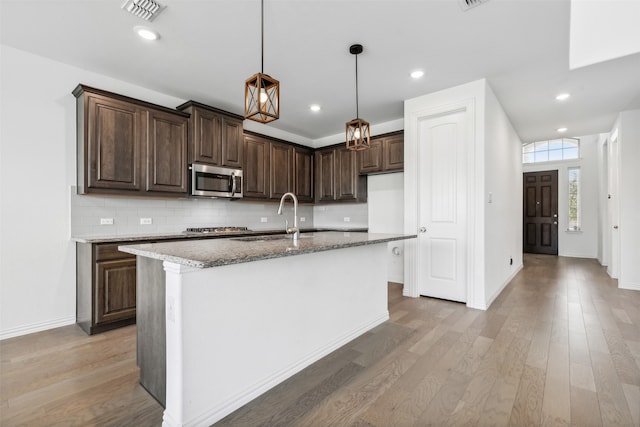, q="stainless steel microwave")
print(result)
[190,163,243,199]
